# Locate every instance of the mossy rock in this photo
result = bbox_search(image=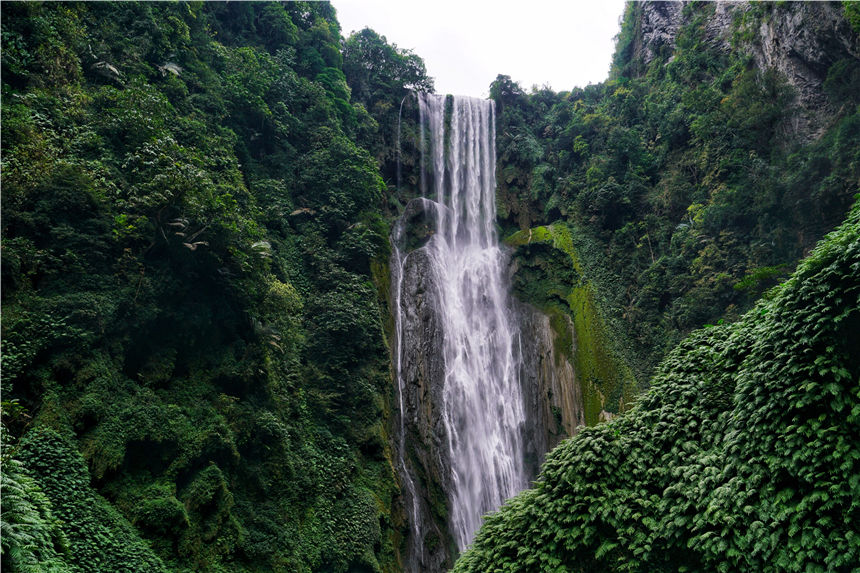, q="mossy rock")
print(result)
[506,223,638,425]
